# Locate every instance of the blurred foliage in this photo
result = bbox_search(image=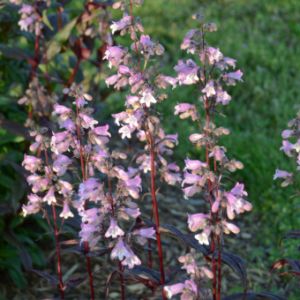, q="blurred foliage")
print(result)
[0,0,300,298]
